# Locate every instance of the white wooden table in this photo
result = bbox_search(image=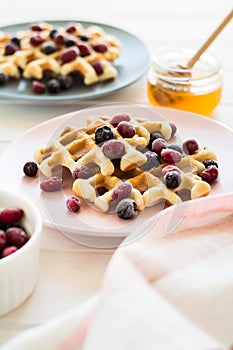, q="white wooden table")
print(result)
[0,1,232,346]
